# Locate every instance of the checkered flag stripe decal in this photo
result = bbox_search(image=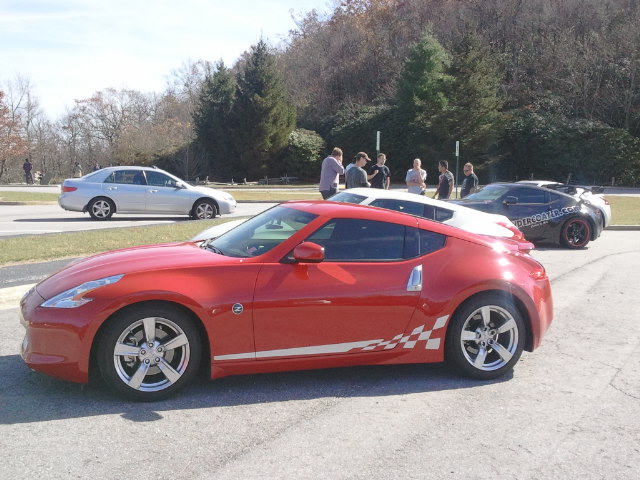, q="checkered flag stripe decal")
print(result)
[359,315,449,352]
